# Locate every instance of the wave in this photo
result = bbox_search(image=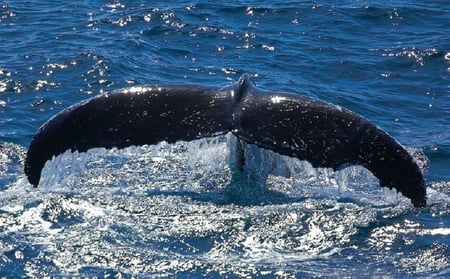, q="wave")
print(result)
[1,134,449,276]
